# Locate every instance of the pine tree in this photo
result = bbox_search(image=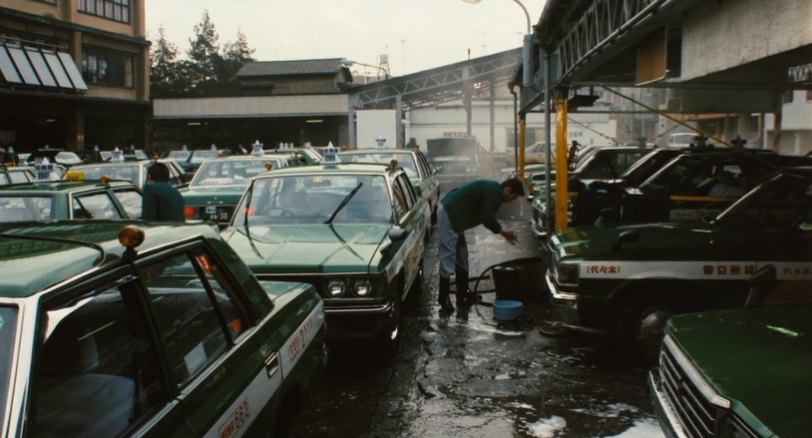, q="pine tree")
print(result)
[188,10,221,93]
[149,26,181,97]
